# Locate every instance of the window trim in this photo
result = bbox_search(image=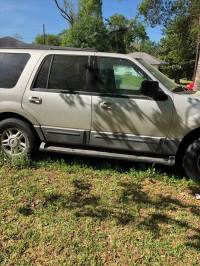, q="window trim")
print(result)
[0,52,30,89]
[31,87,152,100]
[46,55,54,89]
